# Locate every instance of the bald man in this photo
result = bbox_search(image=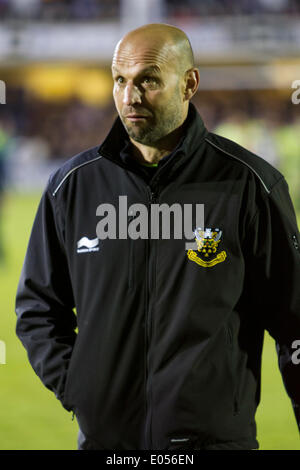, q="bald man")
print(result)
[16,24,300,451]
[111,23,198,164]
